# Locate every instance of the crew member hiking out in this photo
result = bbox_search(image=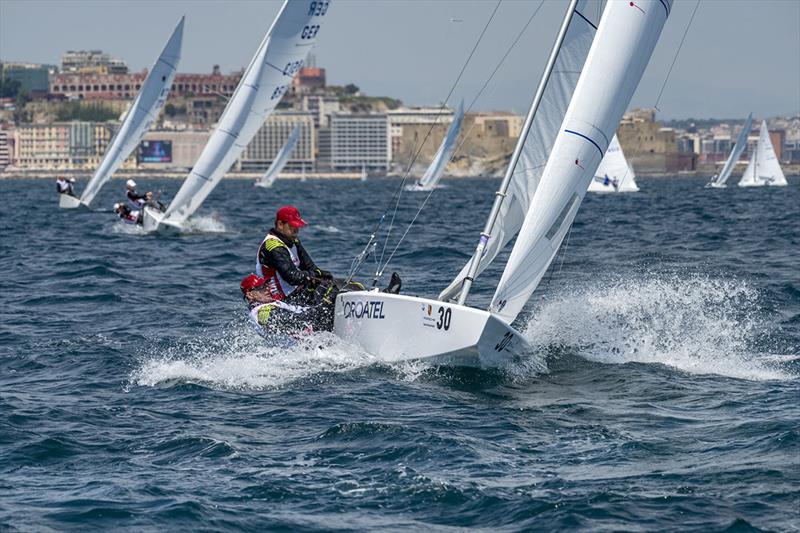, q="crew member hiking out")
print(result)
[114,202,142,225]
[56,176,77,197]
[126,179,148,210]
